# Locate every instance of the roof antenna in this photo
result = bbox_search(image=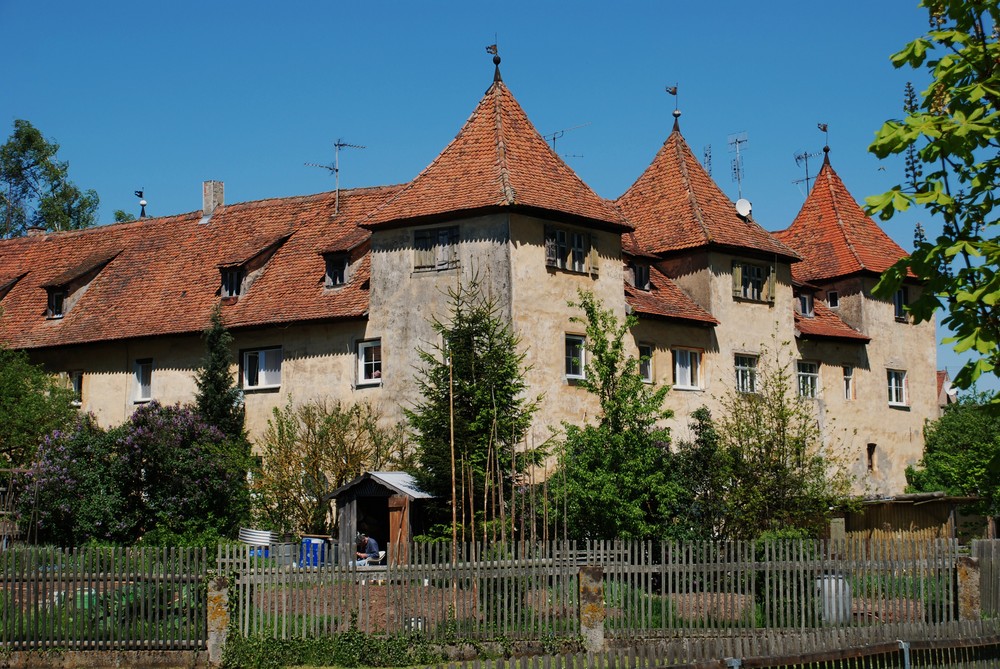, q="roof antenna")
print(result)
[728,132,748,199]
[306,139,366,215]
[665,84,680,130]
[134,189,147,218]
[542,122,591,155]
[793,149,822,197]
